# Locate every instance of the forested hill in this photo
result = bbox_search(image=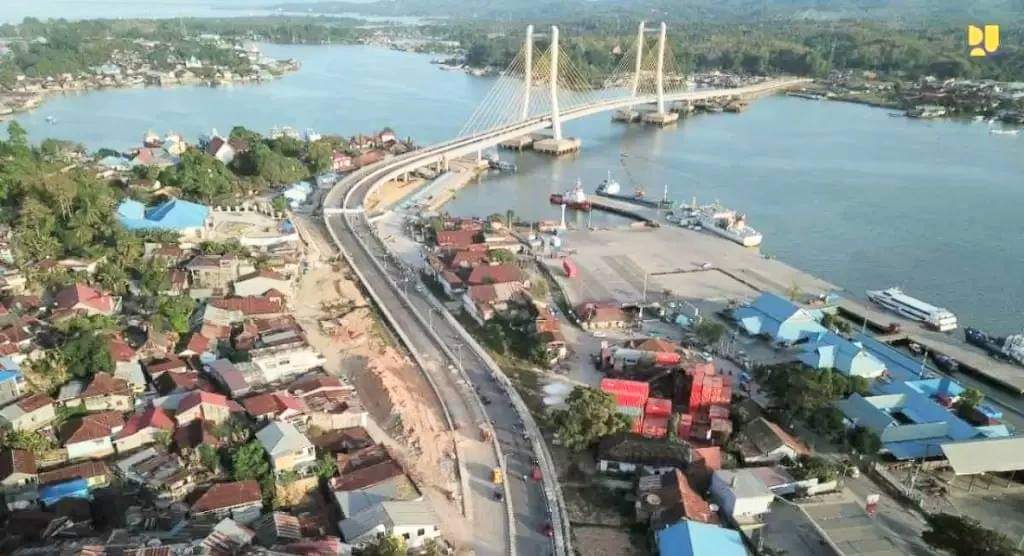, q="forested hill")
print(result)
[274,0,1024,24]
